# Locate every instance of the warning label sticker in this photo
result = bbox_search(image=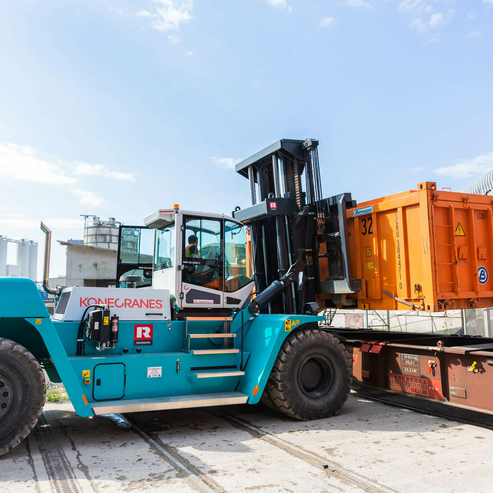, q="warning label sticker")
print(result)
[389,373,429,397]
[455,222,466,236]
[147,367,162,378]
